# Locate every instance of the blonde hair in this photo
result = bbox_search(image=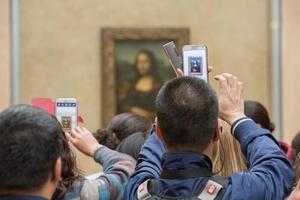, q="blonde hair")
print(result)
[295,175,300,191]
[212,120,247,176]
[293,153,300,189]
[288,156,300,200]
